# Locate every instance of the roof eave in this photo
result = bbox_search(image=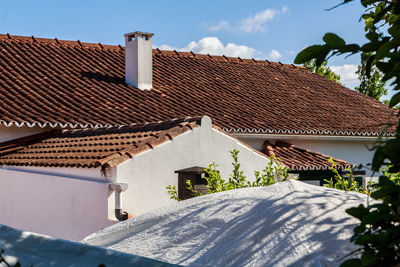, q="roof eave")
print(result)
[231,132,395,141]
